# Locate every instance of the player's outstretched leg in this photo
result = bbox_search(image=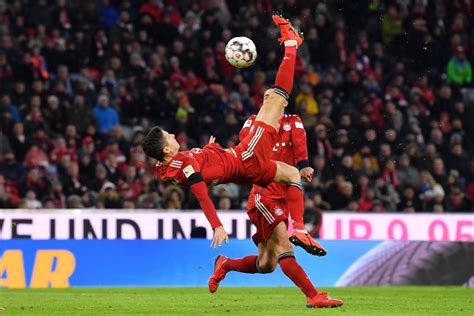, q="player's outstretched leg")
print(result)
[209,222,342,307]
[208,254,260,293]
[208,223,285,293]
[254,14,303,131]
[274,161,327,256]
